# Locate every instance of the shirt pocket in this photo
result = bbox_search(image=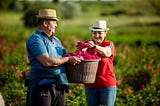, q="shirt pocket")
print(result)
[55,46,64,56]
